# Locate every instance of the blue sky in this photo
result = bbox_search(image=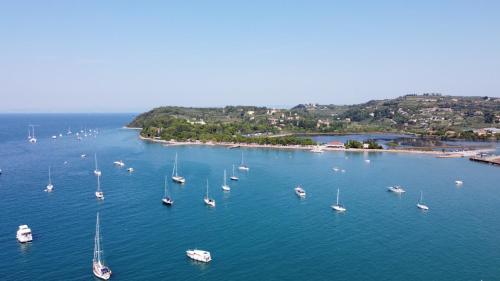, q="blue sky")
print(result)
[0,0,499,112]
